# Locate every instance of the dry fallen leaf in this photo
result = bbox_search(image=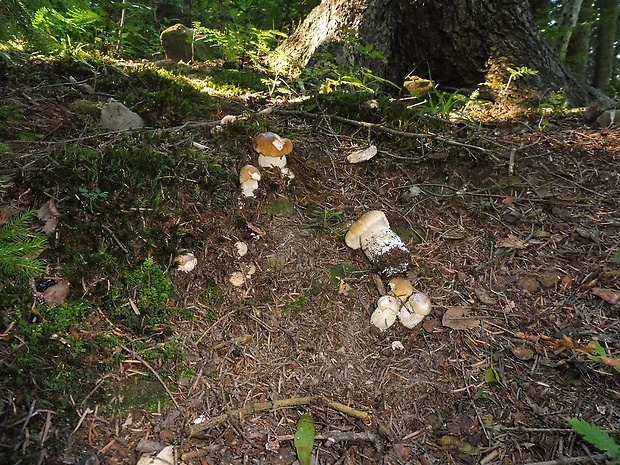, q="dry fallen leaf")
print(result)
[136,445,176,465]
[347,145,377,163]
[41,279,70,307]
[38,200,60,234]
[442,306,480,330]
[591,287,620,305]
[338,278,352,296]
[474,287,497,305]
[496,234,527,249]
